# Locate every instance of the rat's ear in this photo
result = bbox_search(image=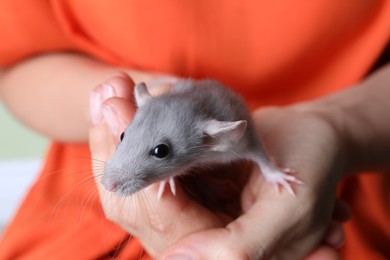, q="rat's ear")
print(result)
[203,119,247,152]
[134,82,152,107]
